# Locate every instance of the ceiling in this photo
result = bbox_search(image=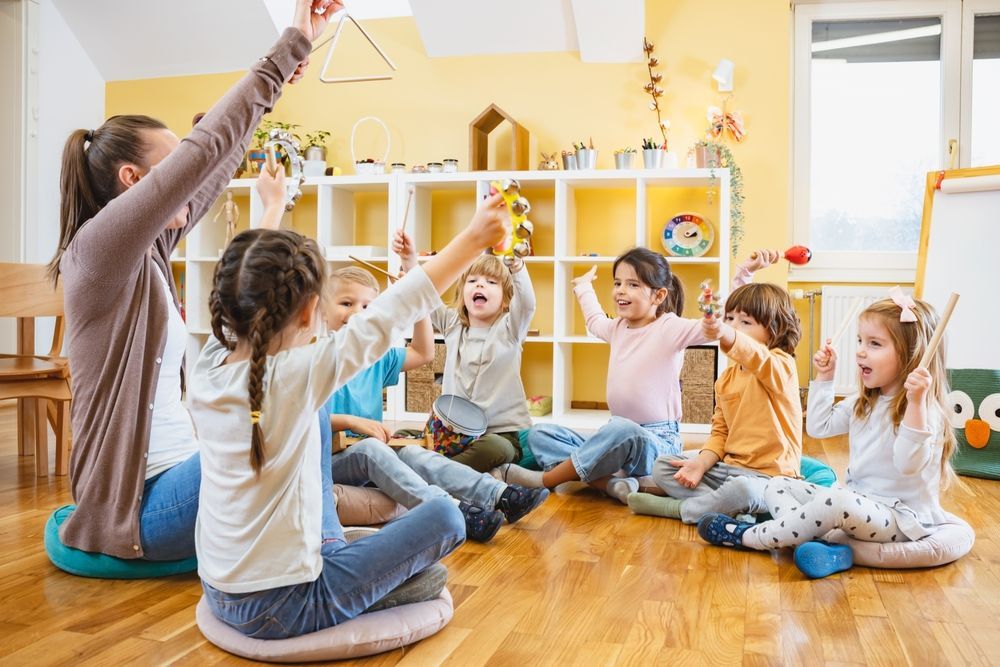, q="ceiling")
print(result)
[51,0,644,81]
